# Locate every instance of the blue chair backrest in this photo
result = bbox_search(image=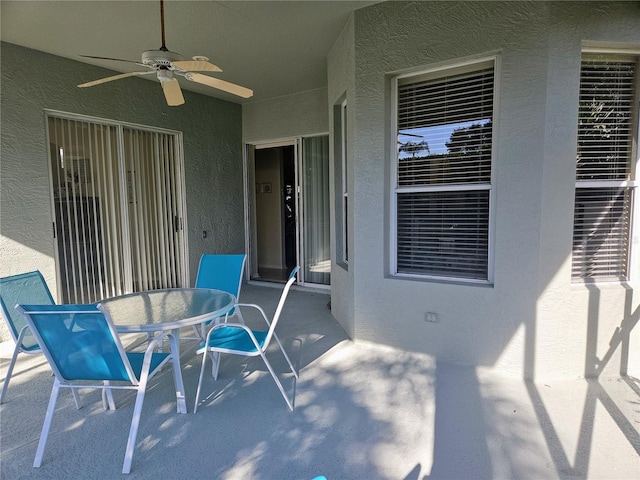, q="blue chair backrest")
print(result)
[0,271,55,351]
[195,254,247,299]
[16,304,132,382]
